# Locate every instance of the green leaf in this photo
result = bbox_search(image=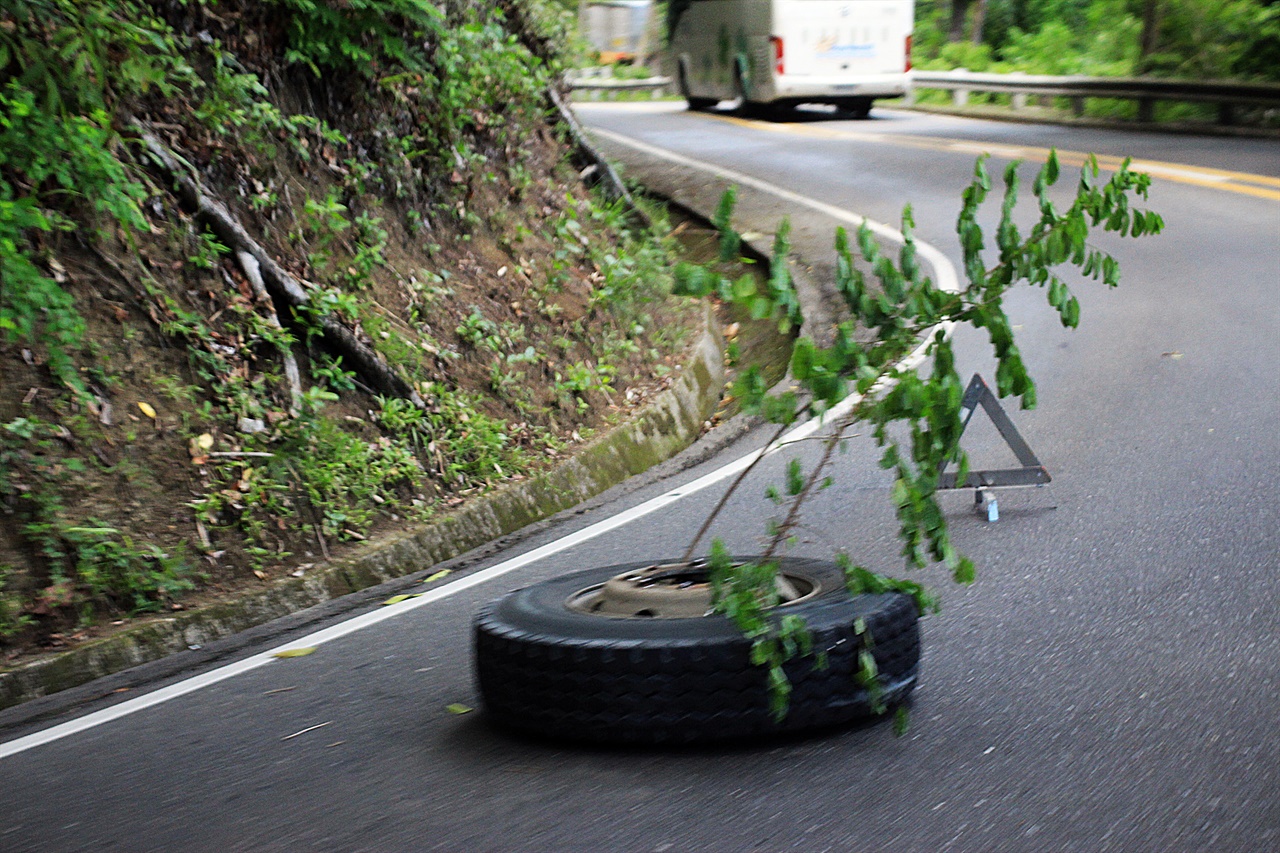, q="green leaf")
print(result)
[1062,297,1080,328]
[672,262,711,297]
[790,337,816,380]
[893,706,910,737]
[749,294,773,320]
[785,458,804,496]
